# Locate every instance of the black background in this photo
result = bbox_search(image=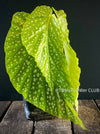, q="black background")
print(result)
[0,0,100,100]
